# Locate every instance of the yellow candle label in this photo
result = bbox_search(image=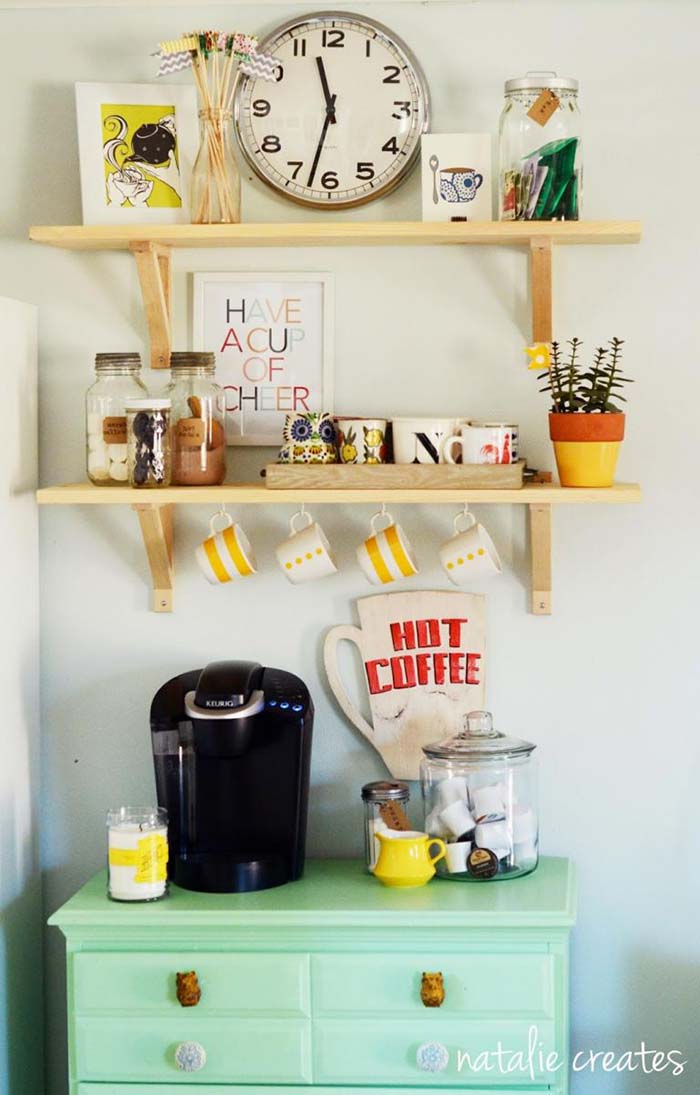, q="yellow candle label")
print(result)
[109,833,168,883]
